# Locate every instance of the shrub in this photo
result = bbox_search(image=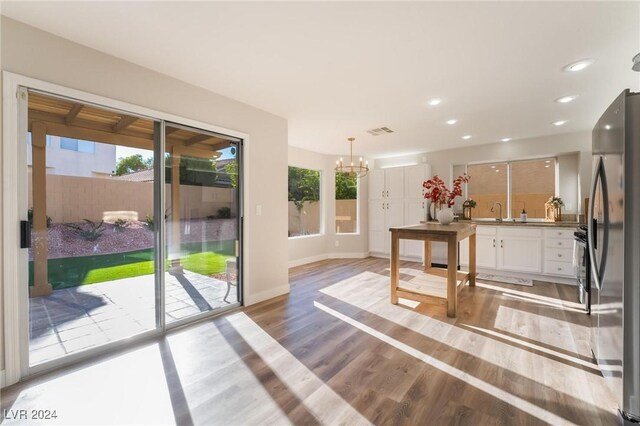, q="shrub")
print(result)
[217,207,231,219]
[65,219,106,242]
[27,208,52,228]
[144,214,155,231]
[114,218,128,232]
